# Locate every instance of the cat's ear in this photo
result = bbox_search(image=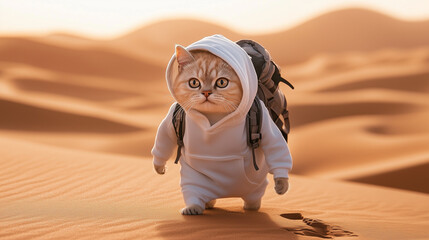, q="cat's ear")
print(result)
[175,44,195,71]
